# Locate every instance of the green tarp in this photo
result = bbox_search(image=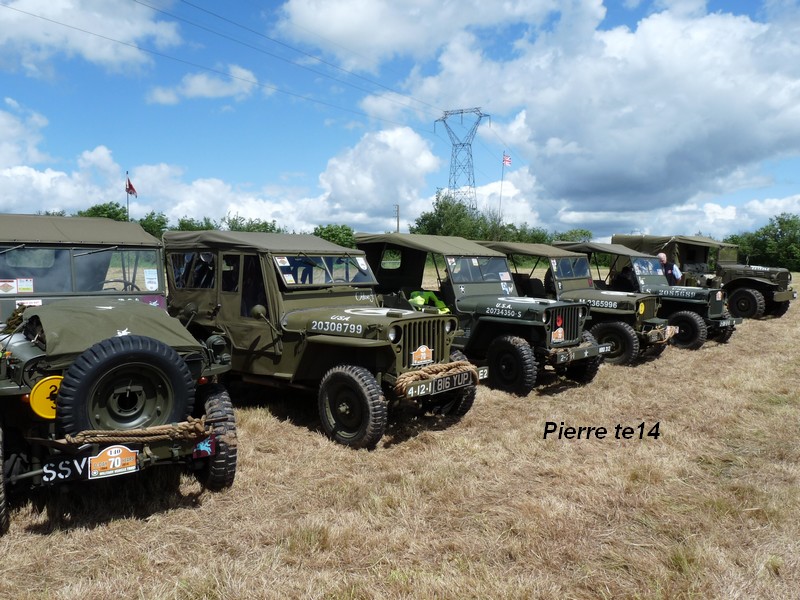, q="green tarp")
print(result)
[0,214,160,247]
[24,298,201,359]
[355,233,505,257]
[553,241,656,258]
[477,240,585,259]
[163,230,359,255]
[611,234,737,254]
